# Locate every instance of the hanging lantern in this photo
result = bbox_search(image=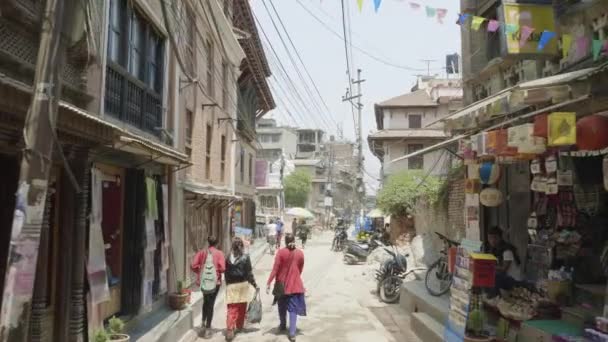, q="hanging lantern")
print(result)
[576,115,608,150]
[479,162,500,185]
[548,112,576,146]
[480,188,503,207]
